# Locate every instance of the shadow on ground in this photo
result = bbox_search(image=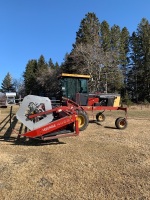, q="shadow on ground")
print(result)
[0,115,66,146]
[104,126,117,129]
[0,114,117,146]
